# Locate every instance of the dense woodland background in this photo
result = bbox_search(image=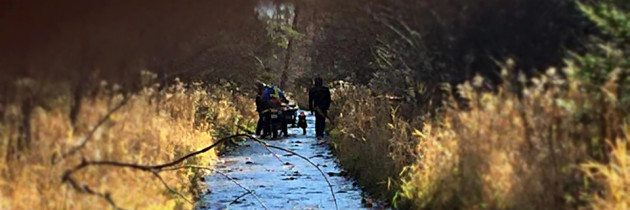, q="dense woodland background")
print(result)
[0,0,594,100]
[0,0,628,209]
